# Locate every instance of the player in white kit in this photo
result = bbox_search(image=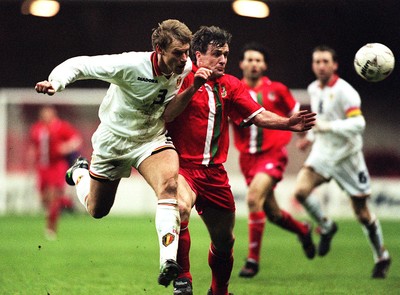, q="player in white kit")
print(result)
[35,19,212,288]
[293,45,391,278]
